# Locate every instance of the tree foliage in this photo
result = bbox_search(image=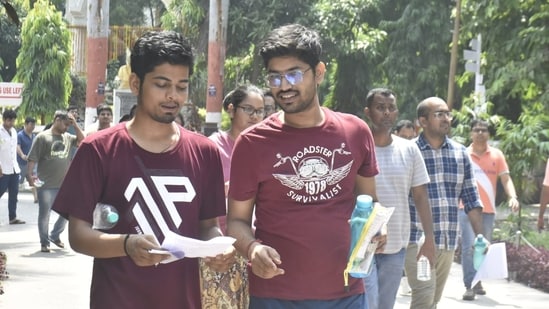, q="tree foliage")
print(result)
[14,0,71,123]
[460,0,549,120]
[452,0,549,200]
[158,0,548,199]
[378,0,454,118]
[0,0,24,82]
[160,0,547,126]
[110,0,165,27]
